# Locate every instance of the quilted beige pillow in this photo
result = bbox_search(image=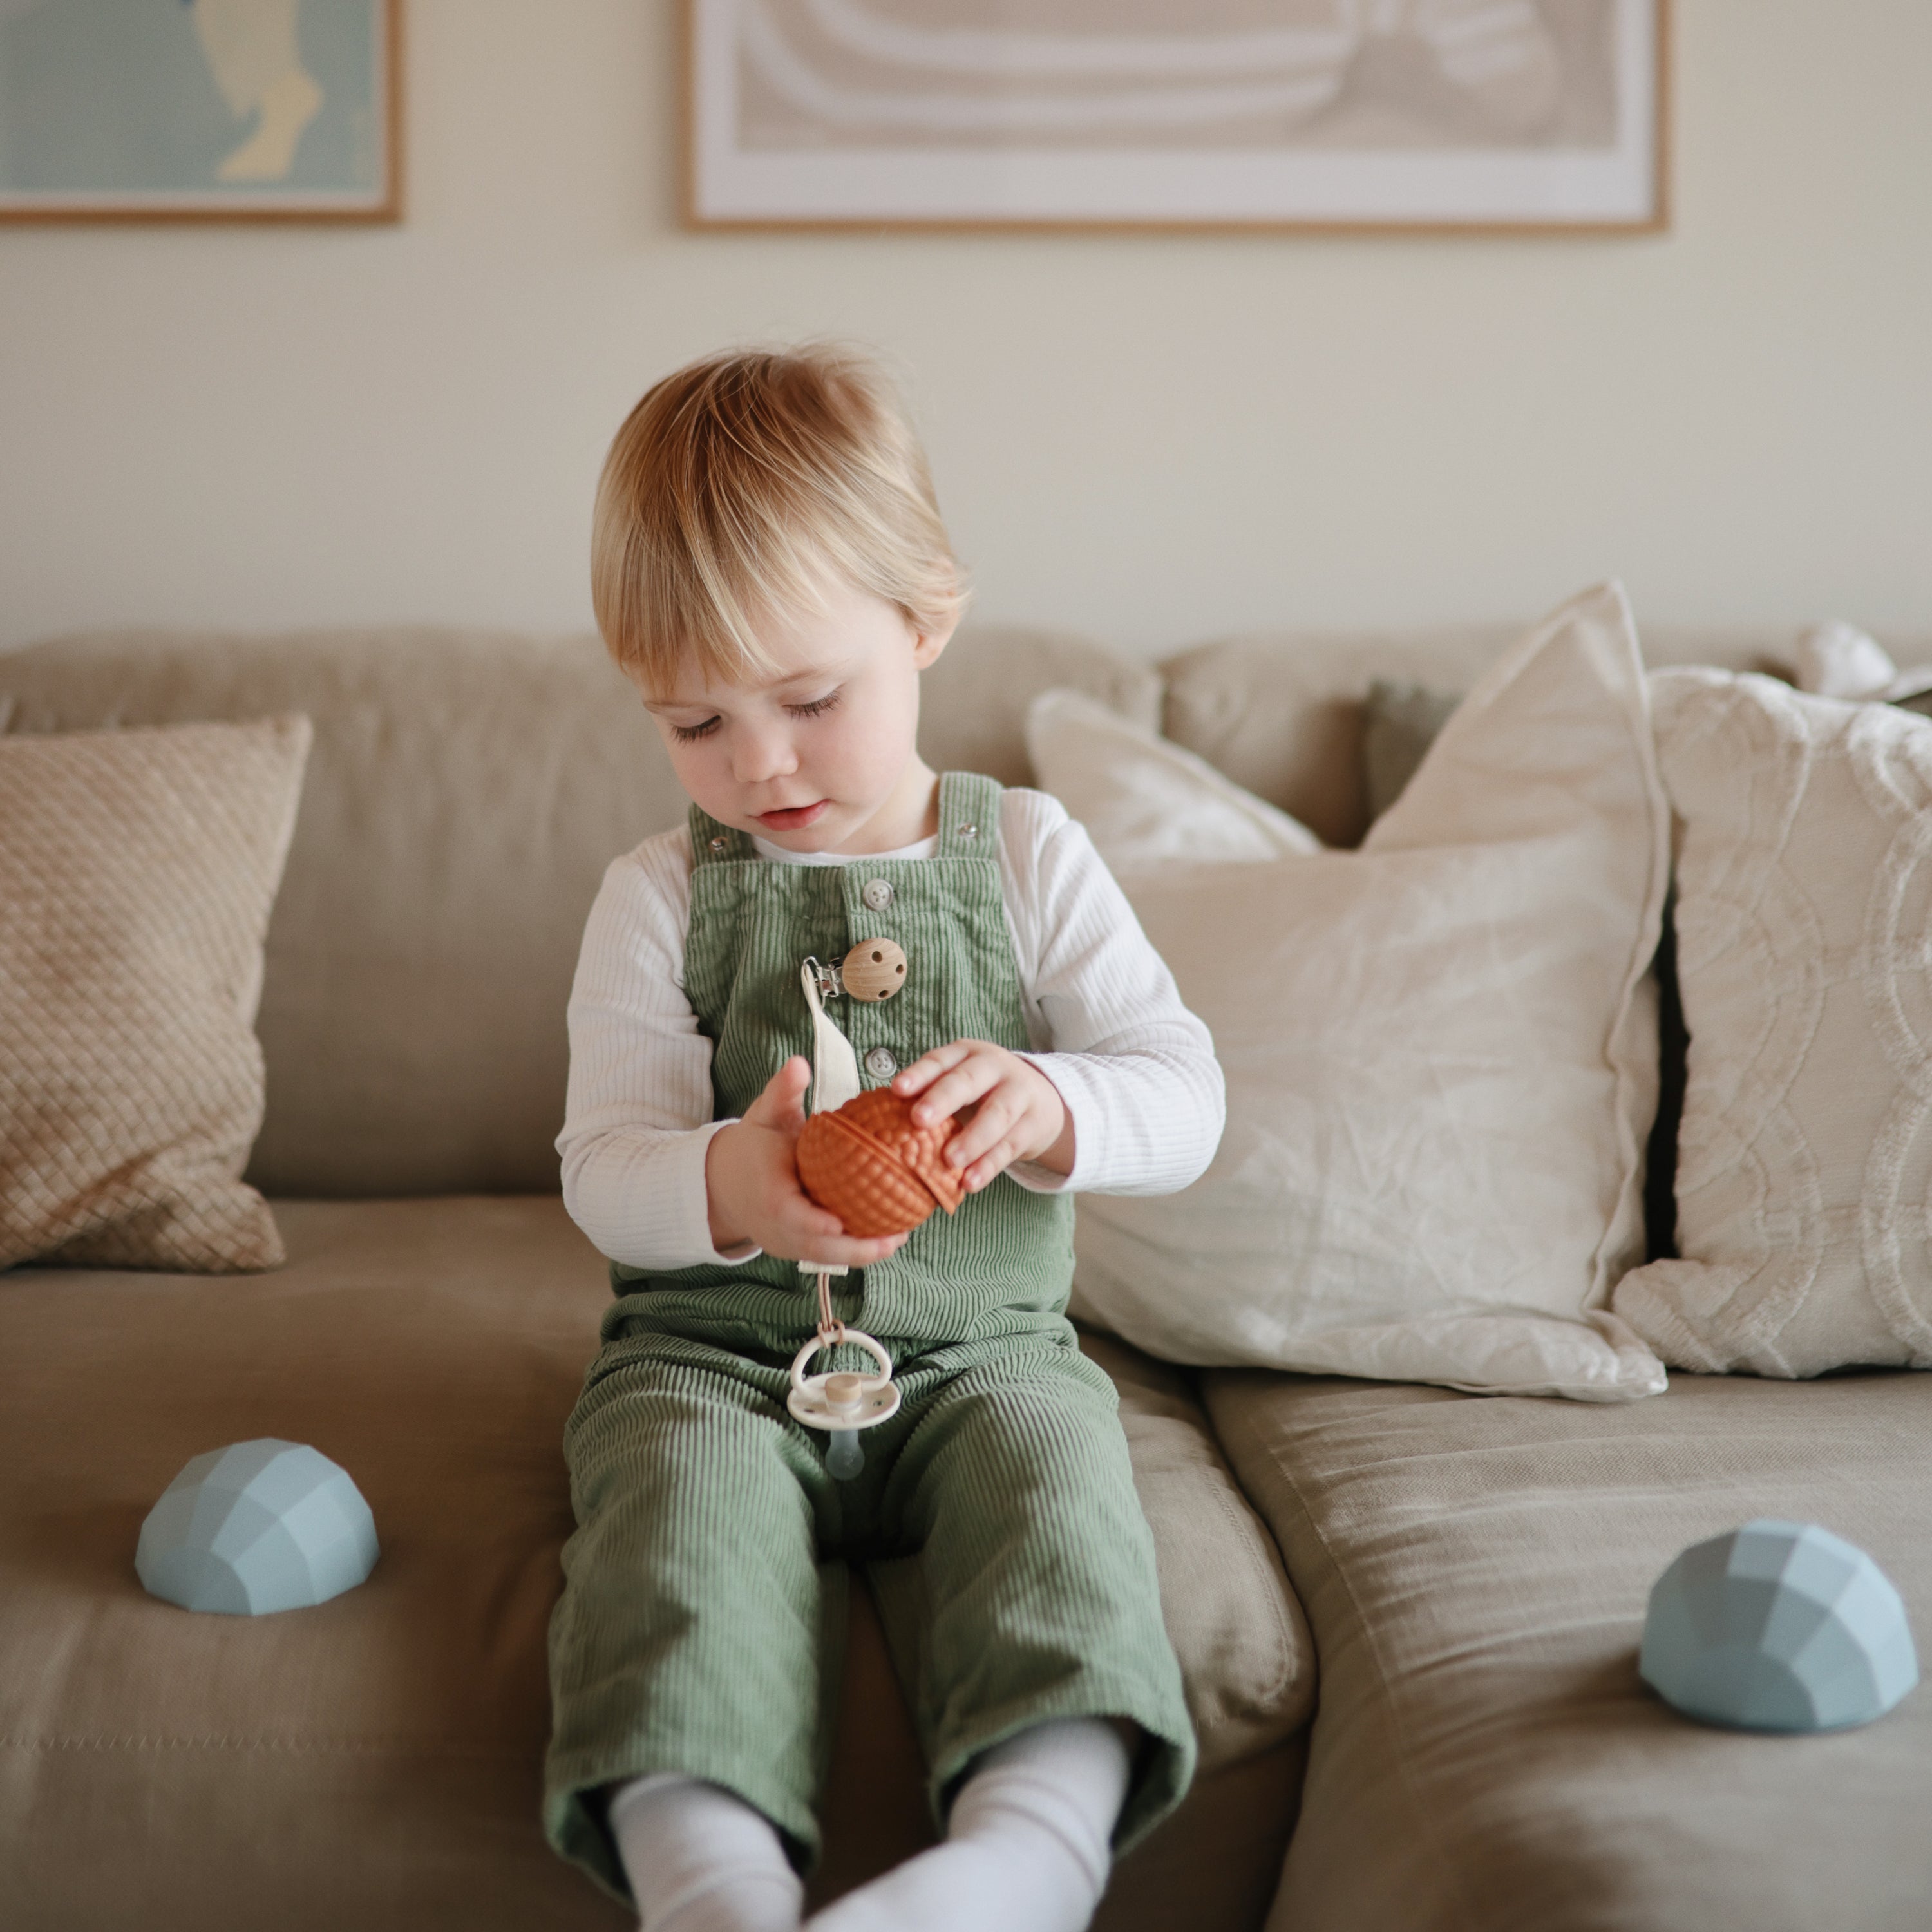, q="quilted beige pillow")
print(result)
[1615,671,1932,1376]
[0,716,312,1272]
